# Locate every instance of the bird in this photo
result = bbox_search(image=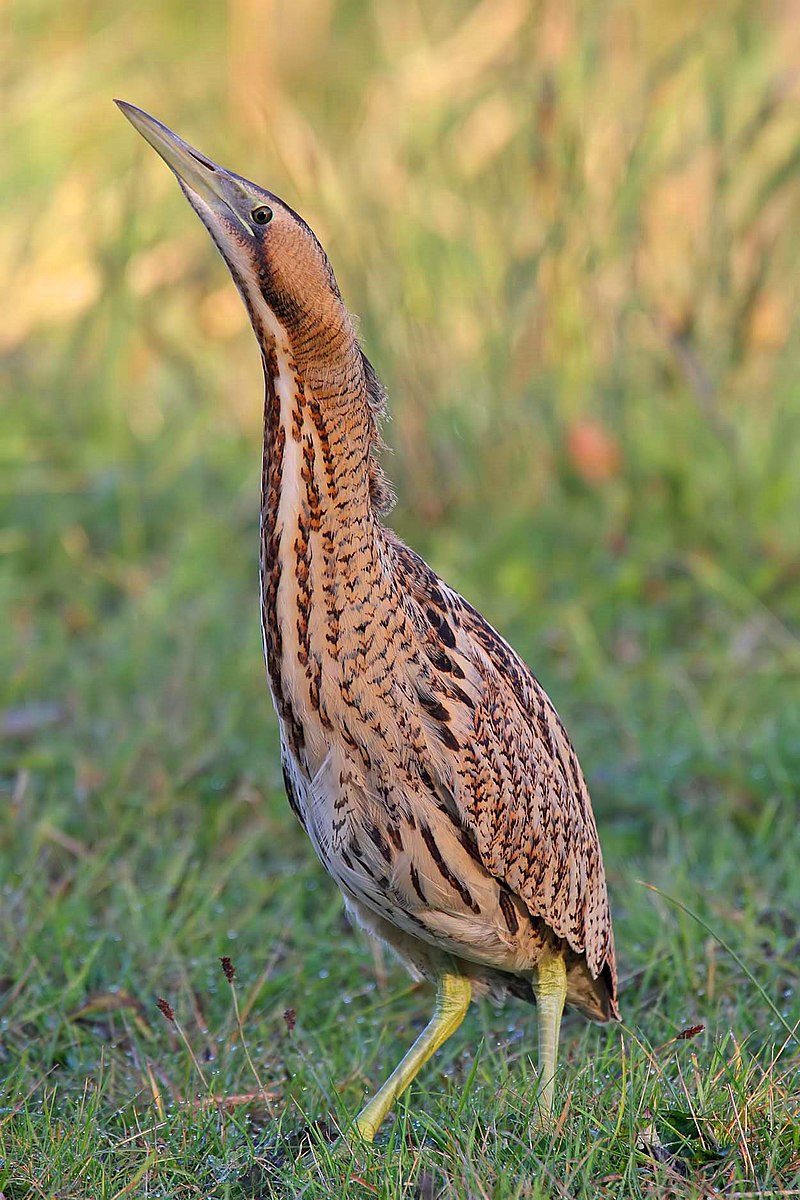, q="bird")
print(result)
[117,100,619,1142]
